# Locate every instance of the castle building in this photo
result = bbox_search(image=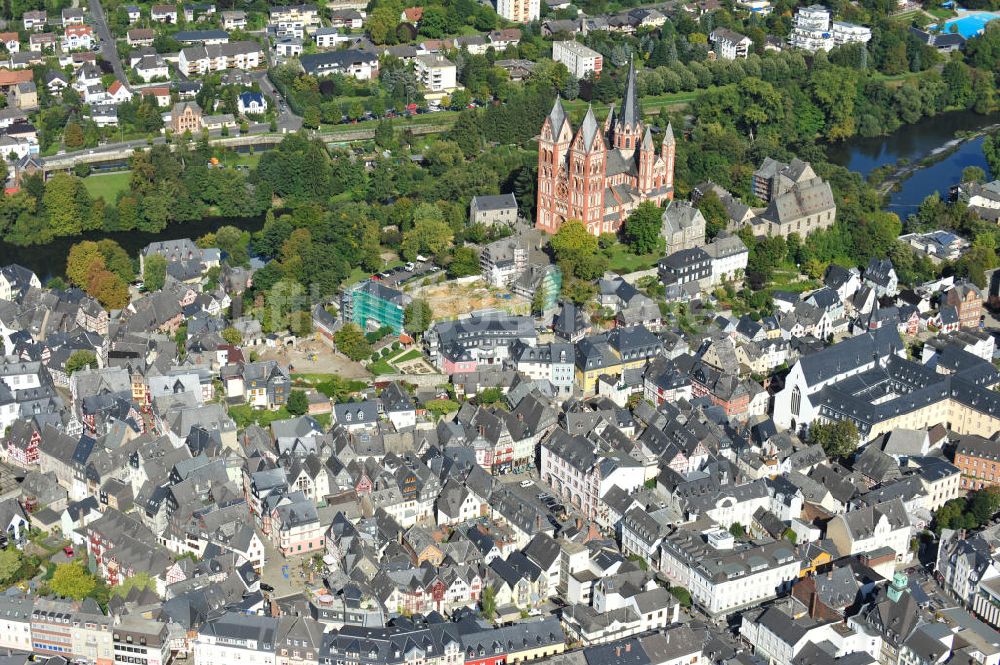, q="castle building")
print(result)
[535,60,675,236]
